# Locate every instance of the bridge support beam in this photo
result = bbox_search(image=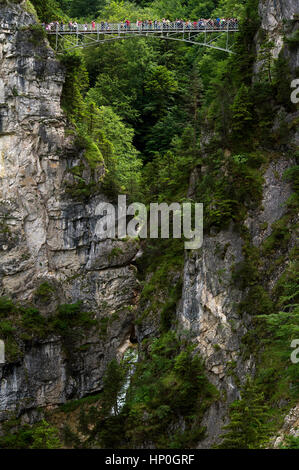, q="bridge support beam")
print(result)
[48,25,239,54]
